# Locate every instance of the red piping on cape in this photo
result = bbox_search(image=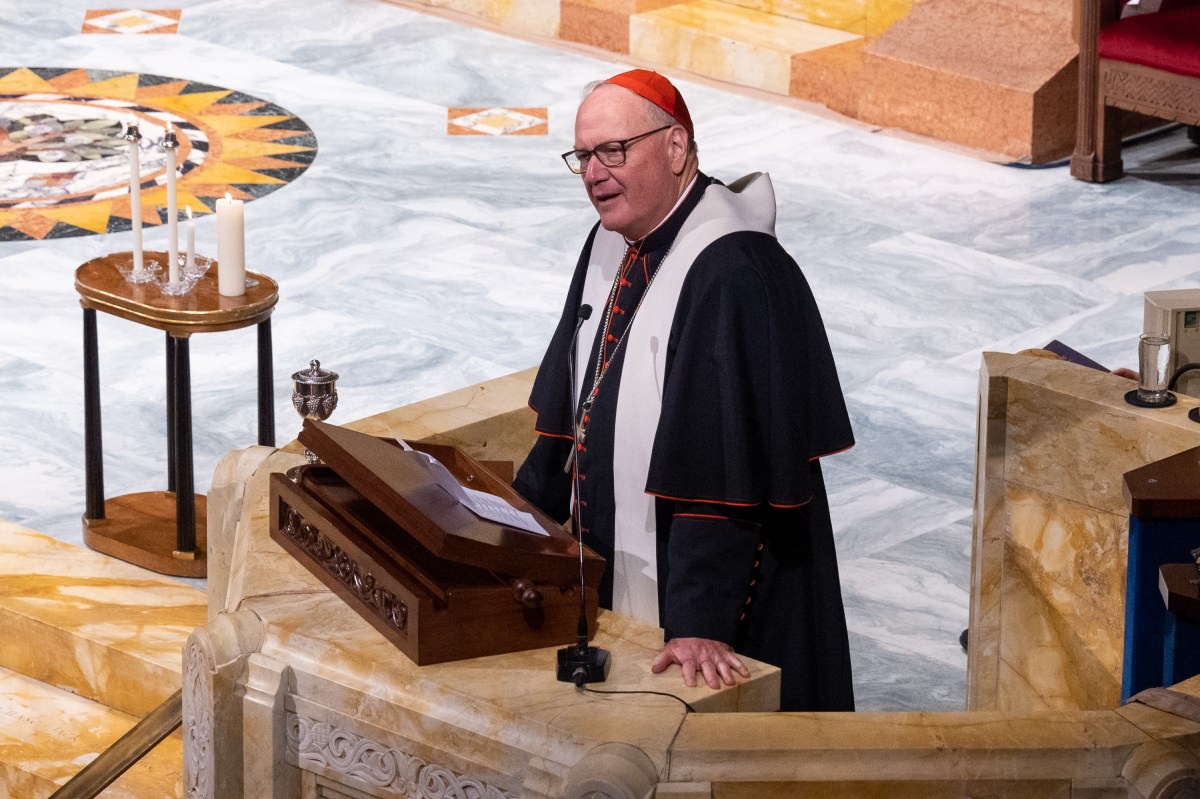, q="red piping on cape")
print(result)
[528,403,575,440]
[647,440,855,509]
[533,428,574,441]
[813,443,855,461]
[648,490,780,508]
